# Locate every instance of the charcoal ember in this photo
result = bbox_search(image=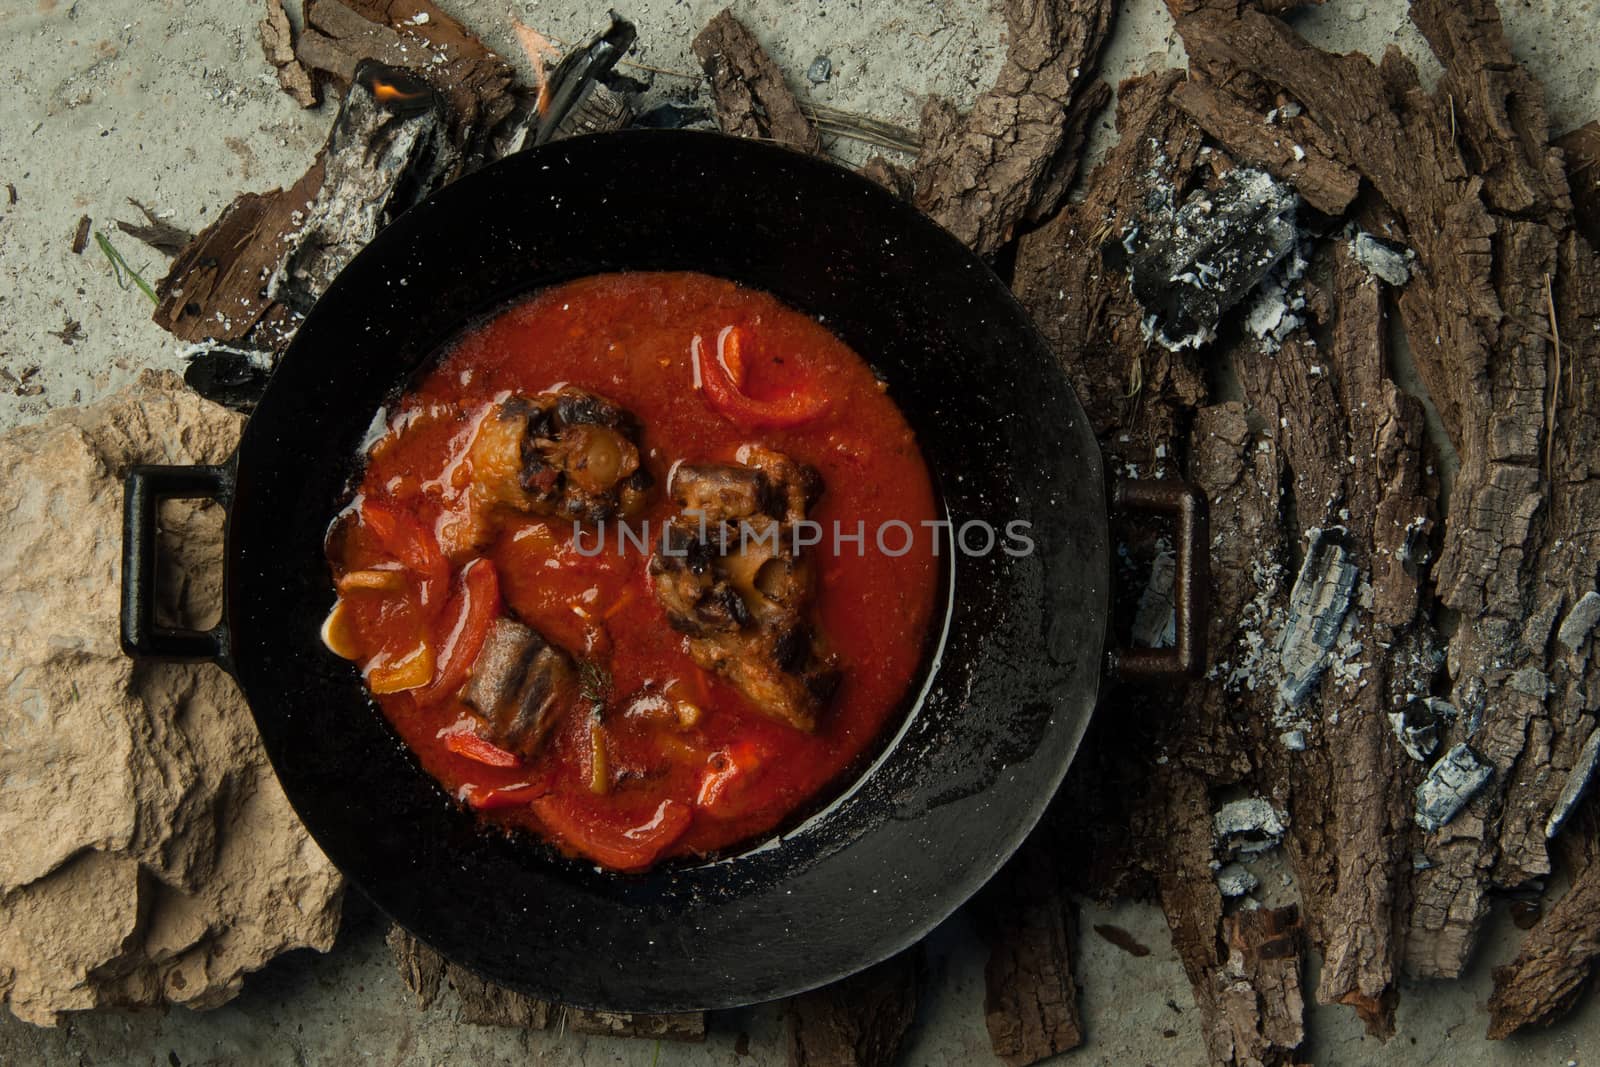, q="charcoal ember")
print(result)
[1415,743,1494,833]
[1104,166,1299,351]
[633,101,713,130]
[507,15,638,151]
[179,344,278,411]
[1216,862,1259,898]
[1389,696,1457,762]
[1275,527,1359,709]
